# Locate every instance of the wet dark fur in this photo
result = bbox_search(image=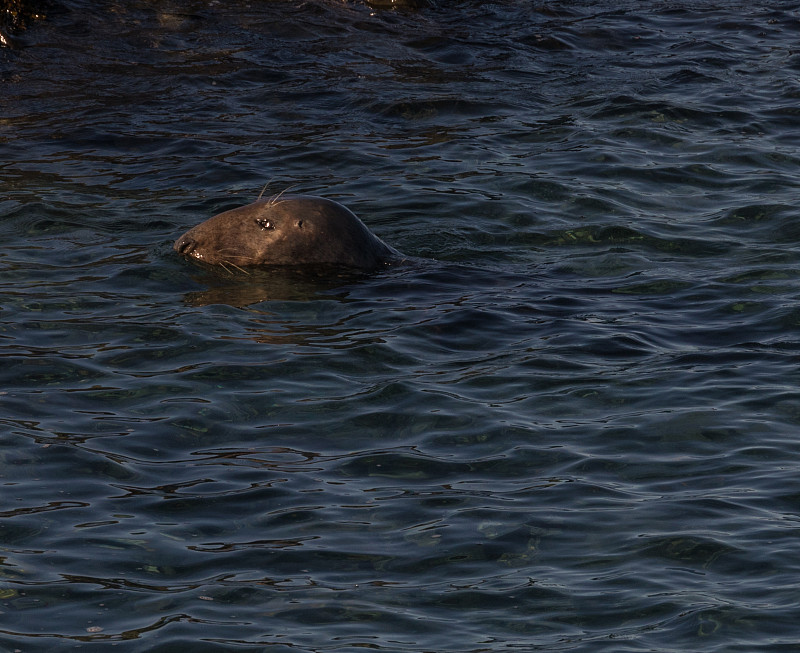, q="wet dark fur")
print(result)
[174,195,401,271]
